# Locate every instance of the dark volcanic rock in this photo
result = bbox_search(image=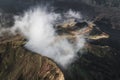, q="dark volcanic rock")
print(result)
[0,1,120,80]
[54,17,120,80]
[64,44,120,80]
